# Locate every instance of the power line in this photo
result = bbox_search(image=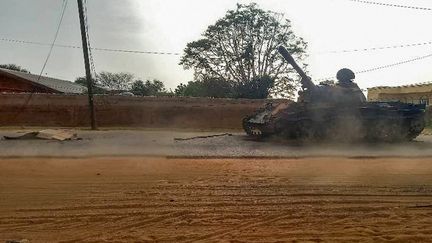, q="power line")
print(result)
[0,38,81,49]
[11,0,68,123]
[317,52,432,81]
[348,0,432,11]
[92,47,181,56]
[37,0,68,81]
[2,36,431,56]
[357,53,432,73]
[2,30,431,81]
[318,41,432,54]
[0,37,181,56]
